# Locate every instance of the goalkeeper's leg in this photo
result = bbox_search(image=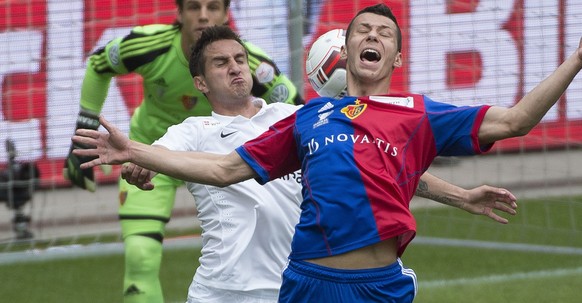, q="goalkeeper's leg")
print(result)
[123,235,163,303]
[118,174,181,303]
